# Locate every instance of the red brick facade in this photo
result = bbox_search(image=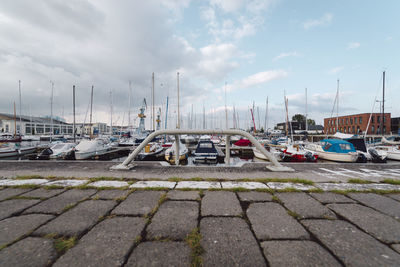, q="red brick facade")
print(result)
[324,113,391,135]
